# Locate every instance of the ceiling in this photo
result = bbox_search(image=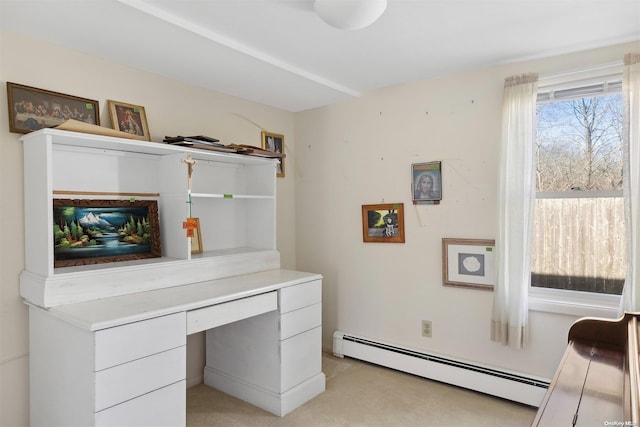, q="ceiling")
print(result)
[2,0,639,112]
